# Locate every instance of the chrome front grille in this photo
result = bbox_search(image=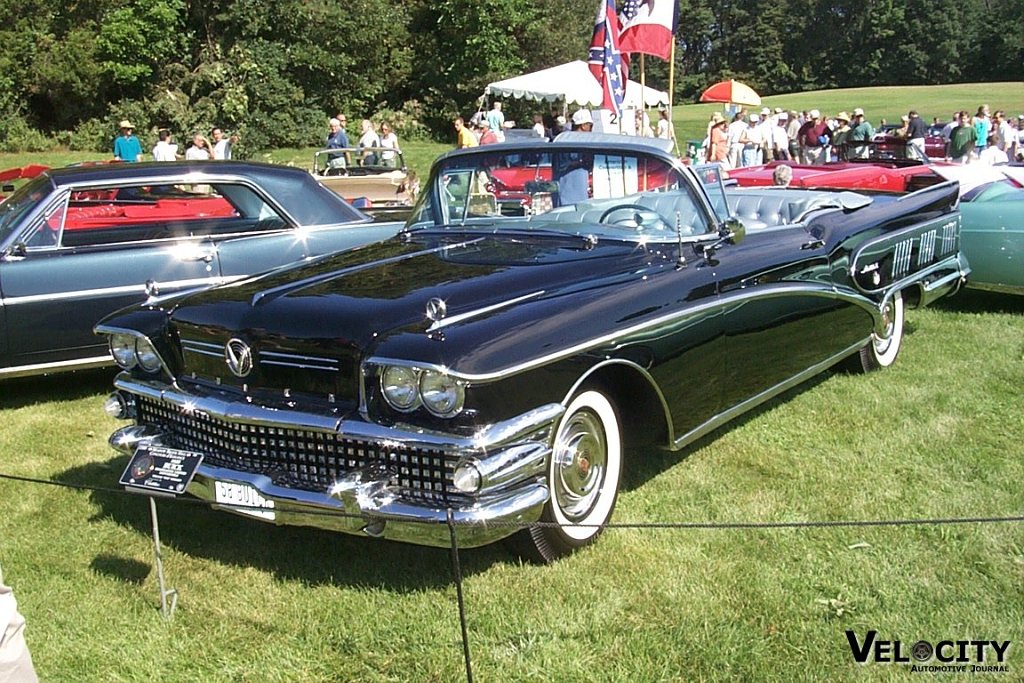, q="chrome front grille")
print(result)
[136,396,455,501]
